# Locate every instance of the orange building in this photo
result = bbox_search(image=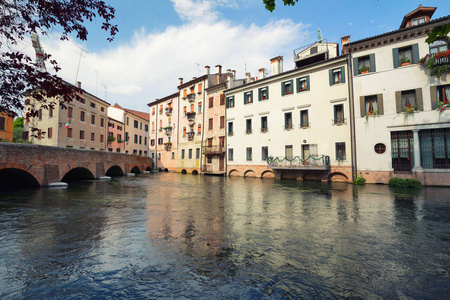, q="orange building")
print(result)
[0,113,14,141]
